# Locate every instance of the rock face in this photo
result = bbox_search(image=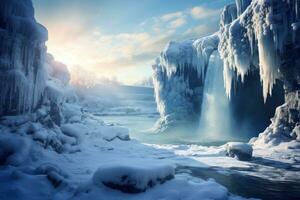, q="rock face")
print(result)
[0,0,48,115]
